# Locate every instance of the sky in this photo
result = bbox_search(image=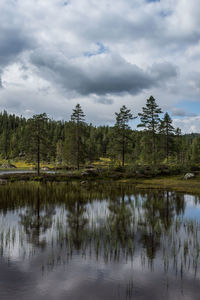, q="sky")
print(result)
[0,0,200,132]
